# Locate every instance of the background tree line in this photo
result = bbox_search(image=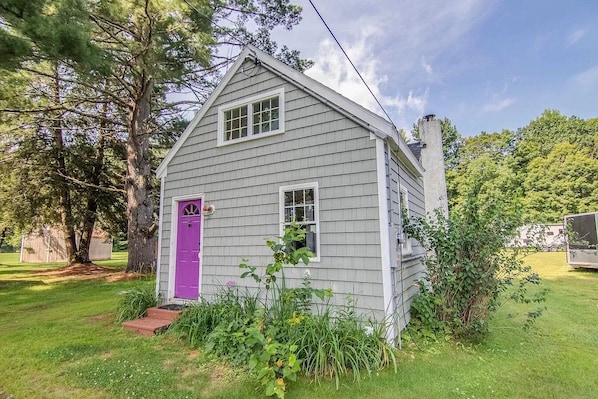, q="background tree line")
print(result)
[1,1,595,271]
[427,110,598,224]
[0,0,310,271]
